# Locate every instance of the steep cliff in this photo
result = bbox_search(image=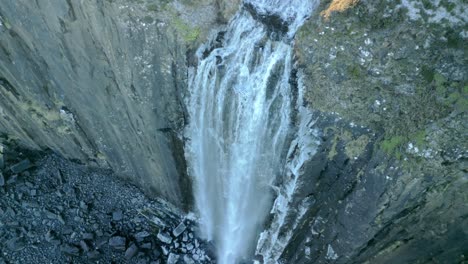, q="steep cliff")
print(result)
[1,0,466,263]
[0,0,238,208]
[269,0,467,263]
